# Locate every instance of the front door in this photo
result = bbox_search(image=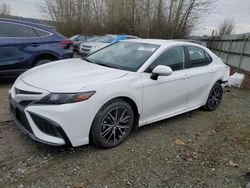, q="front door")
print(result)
[141,46,192,124]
